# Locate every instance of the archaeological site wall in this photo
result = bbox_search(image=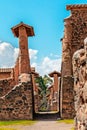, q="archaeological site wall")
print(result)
[61,4,87,119]
[0,80,33,120]
[73,38,87,130]
[0,22,35,120]
[0,78,14,97]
